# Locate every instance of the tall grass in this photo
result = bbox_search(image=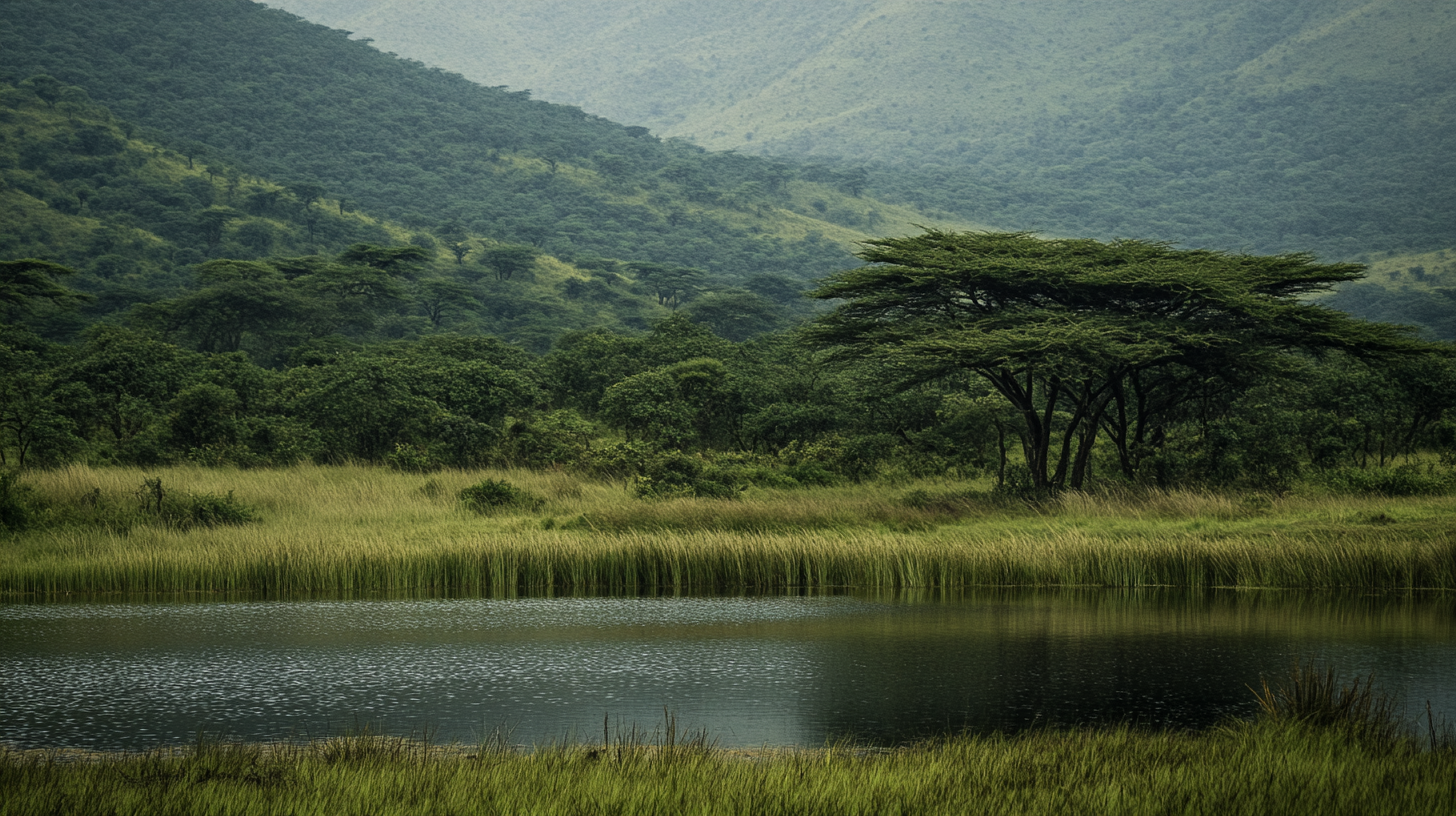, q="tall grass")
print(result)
[2,465,1454,595]
[3,717,1453,816]
[1251,661,1406,746]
